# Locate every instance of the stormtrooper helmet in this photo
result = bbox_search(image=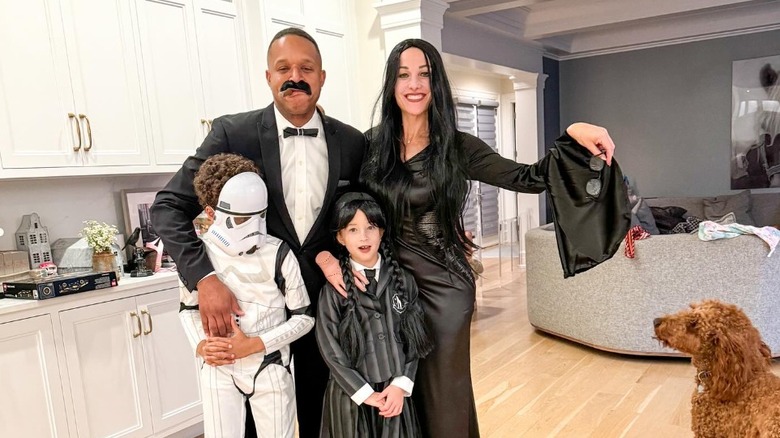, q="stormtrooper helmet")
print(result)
[203,172,268,256]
